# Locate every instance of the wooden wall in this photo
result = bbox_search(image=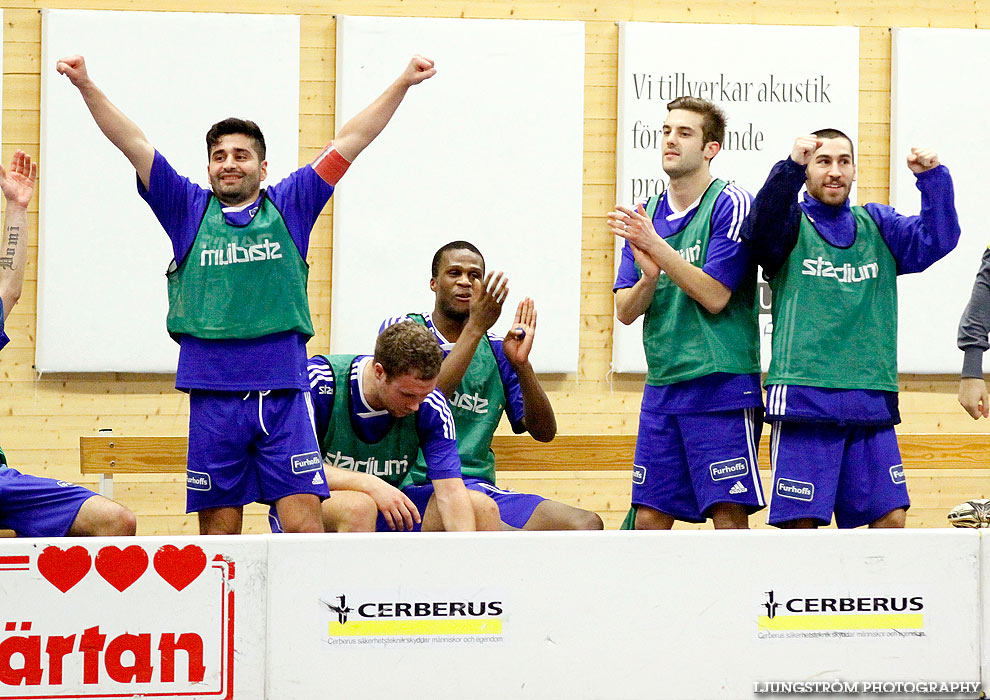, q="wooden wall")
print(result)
[1,0,987,534]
